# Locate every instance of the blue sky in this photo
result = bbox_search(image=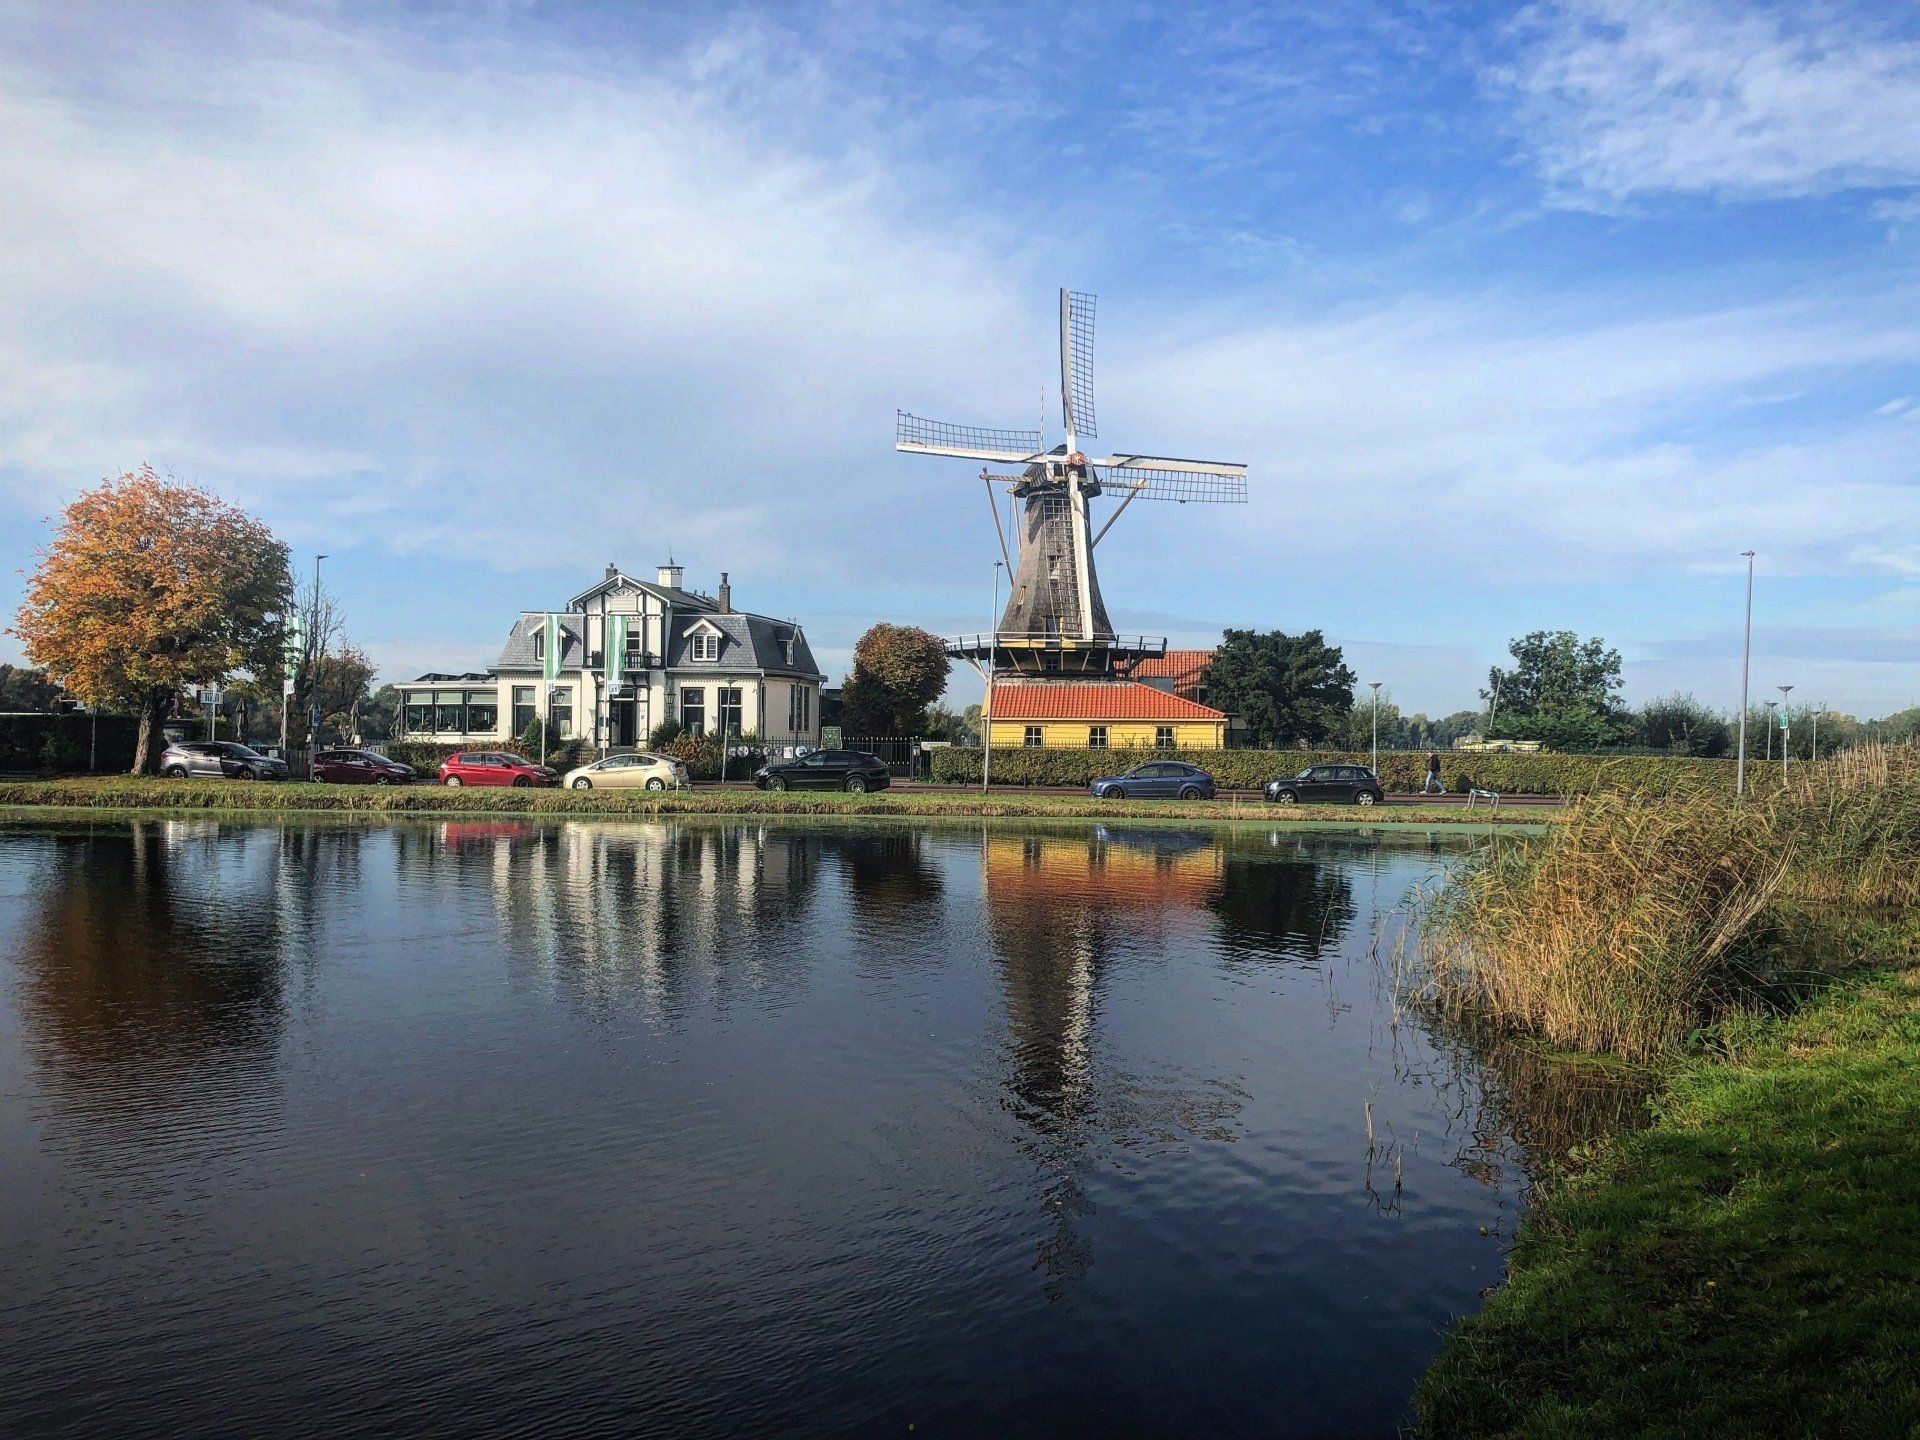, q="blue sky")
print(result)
[2,0,1917,718]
